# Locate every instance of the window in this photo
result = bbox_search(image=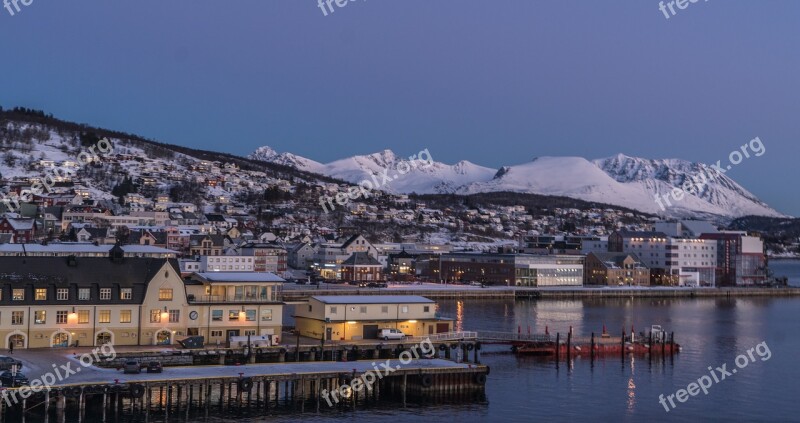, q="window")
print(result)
[120,310,132,324]
[98,310,111,324]
[210,330,223,337]
[261,309,273,321]
[401,306,409,313]
[360,306,367,313]
[56,310,68,324]
[169,310,180,323]
[228,310,239,321]
[120,288,132,300]
[12,289,24,301]
[35,310,46,324]
[11,311,23,325]
[381,306,389,314]
[100,288,111,300]
[150,309,161,323]
[57,288,69,301]
[244,330,256,336]
[330,306,338,314]
[159,288,173,301]
[78,288,90,300]
[245,309,256,321]
[78,310,90,324]
[212,310,223,321]
[424,306,430,313]
[35,288,47,301]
